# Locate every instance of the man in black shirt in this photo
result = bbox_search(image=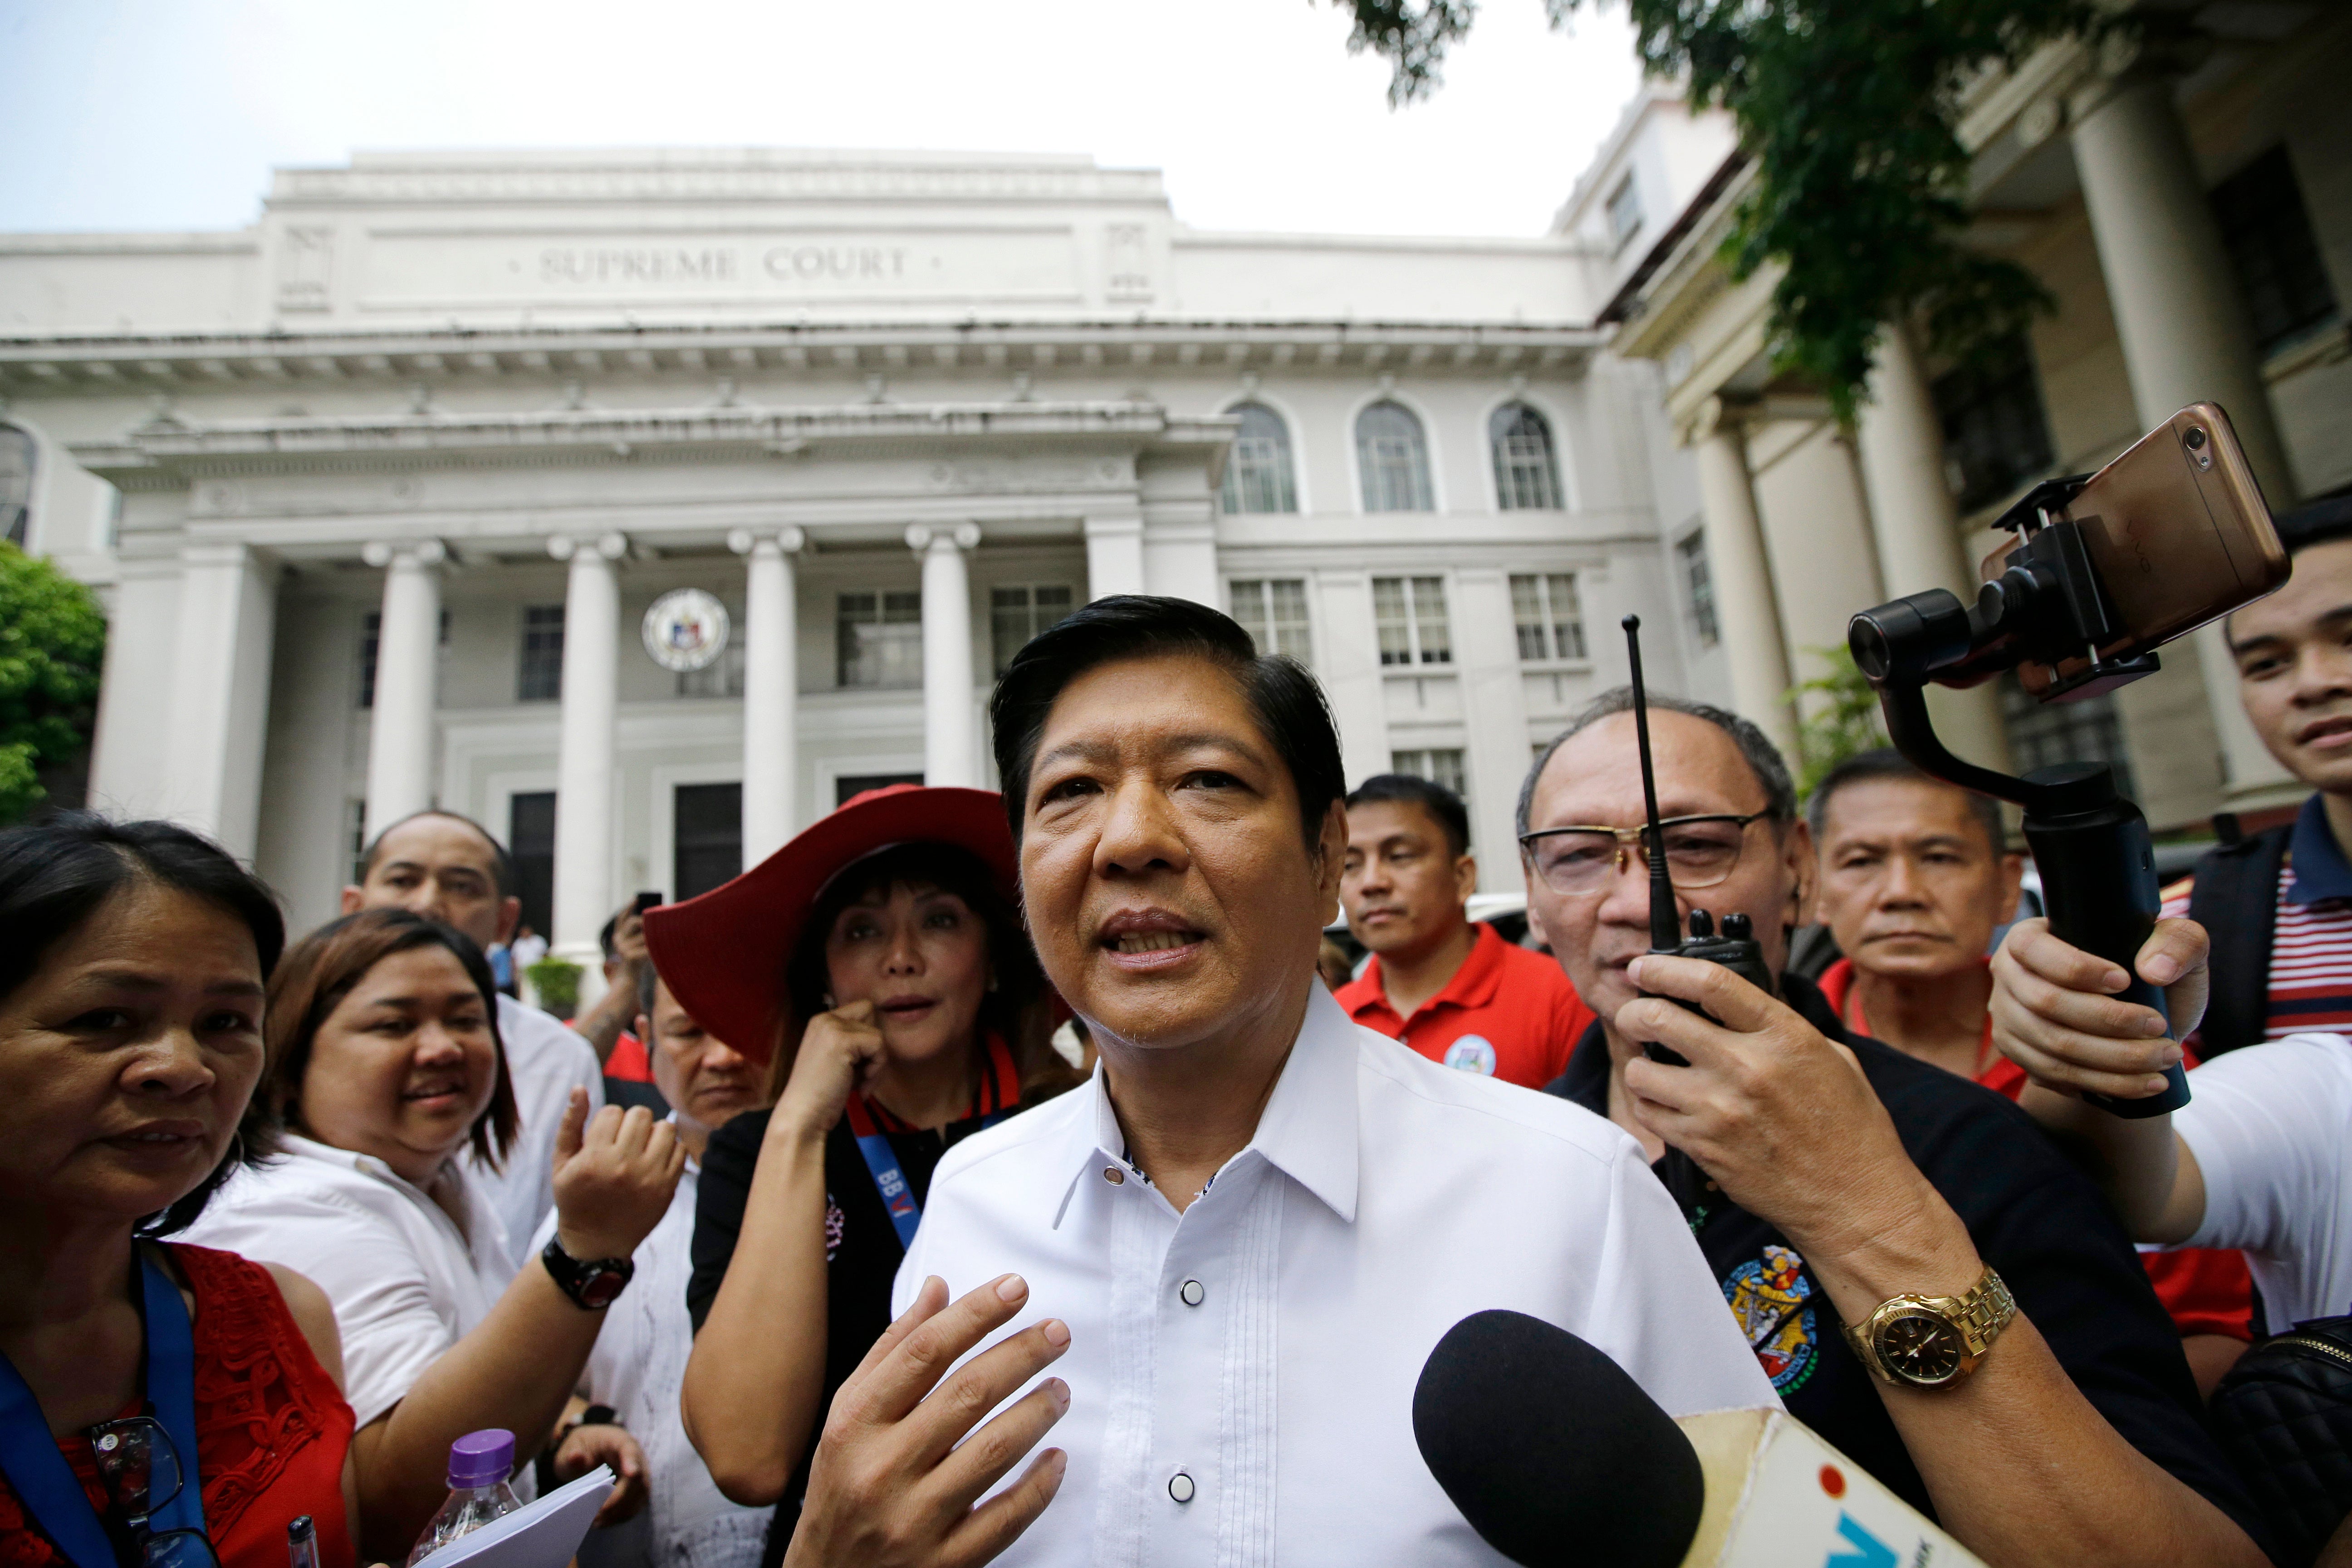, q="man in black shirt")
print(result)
[1522,687,2266,1568]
